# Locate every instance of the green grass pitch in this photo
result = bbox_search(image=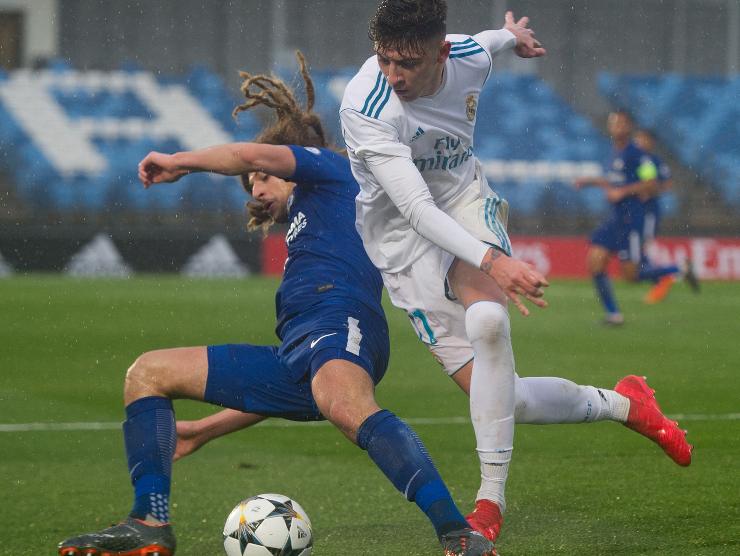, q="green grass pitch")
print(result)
[1,276,739,555]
